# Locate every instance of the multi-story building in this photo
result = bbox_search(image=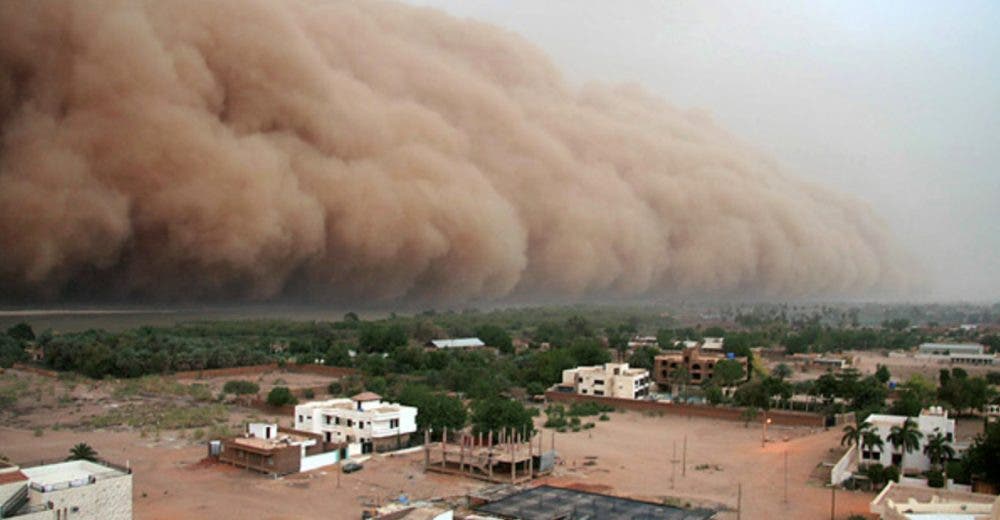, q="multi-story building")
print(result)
[862,407,957,472]
[294,393,417,457]
[0,458,132,520]
[556,363,651,399]
[216,423,342,475]
[653,345,748,387]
